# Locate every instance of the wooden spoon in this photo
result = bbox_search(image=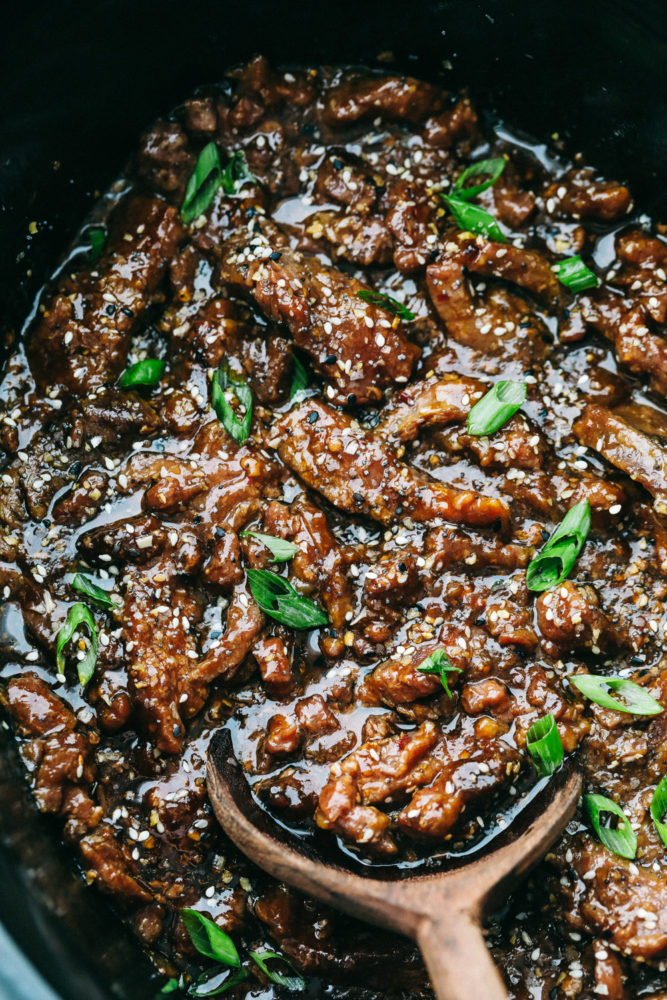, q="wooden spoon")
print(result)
[207,730,581,1000]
